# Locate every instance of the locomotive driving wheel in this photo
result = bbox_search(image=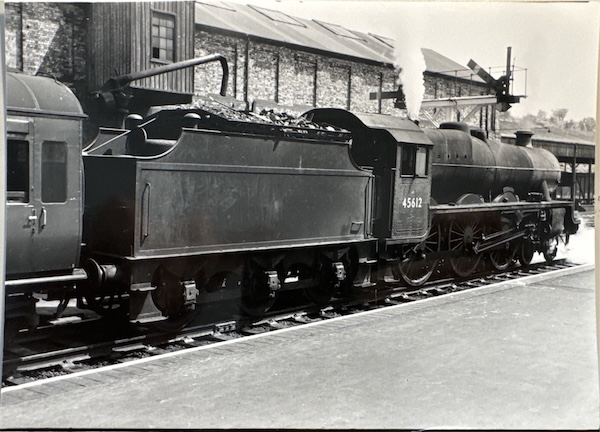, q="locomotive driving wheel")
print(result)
[489,243,517,271]
[448,217,483,277]
[395,222,441,286]
[485,216,517,271]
